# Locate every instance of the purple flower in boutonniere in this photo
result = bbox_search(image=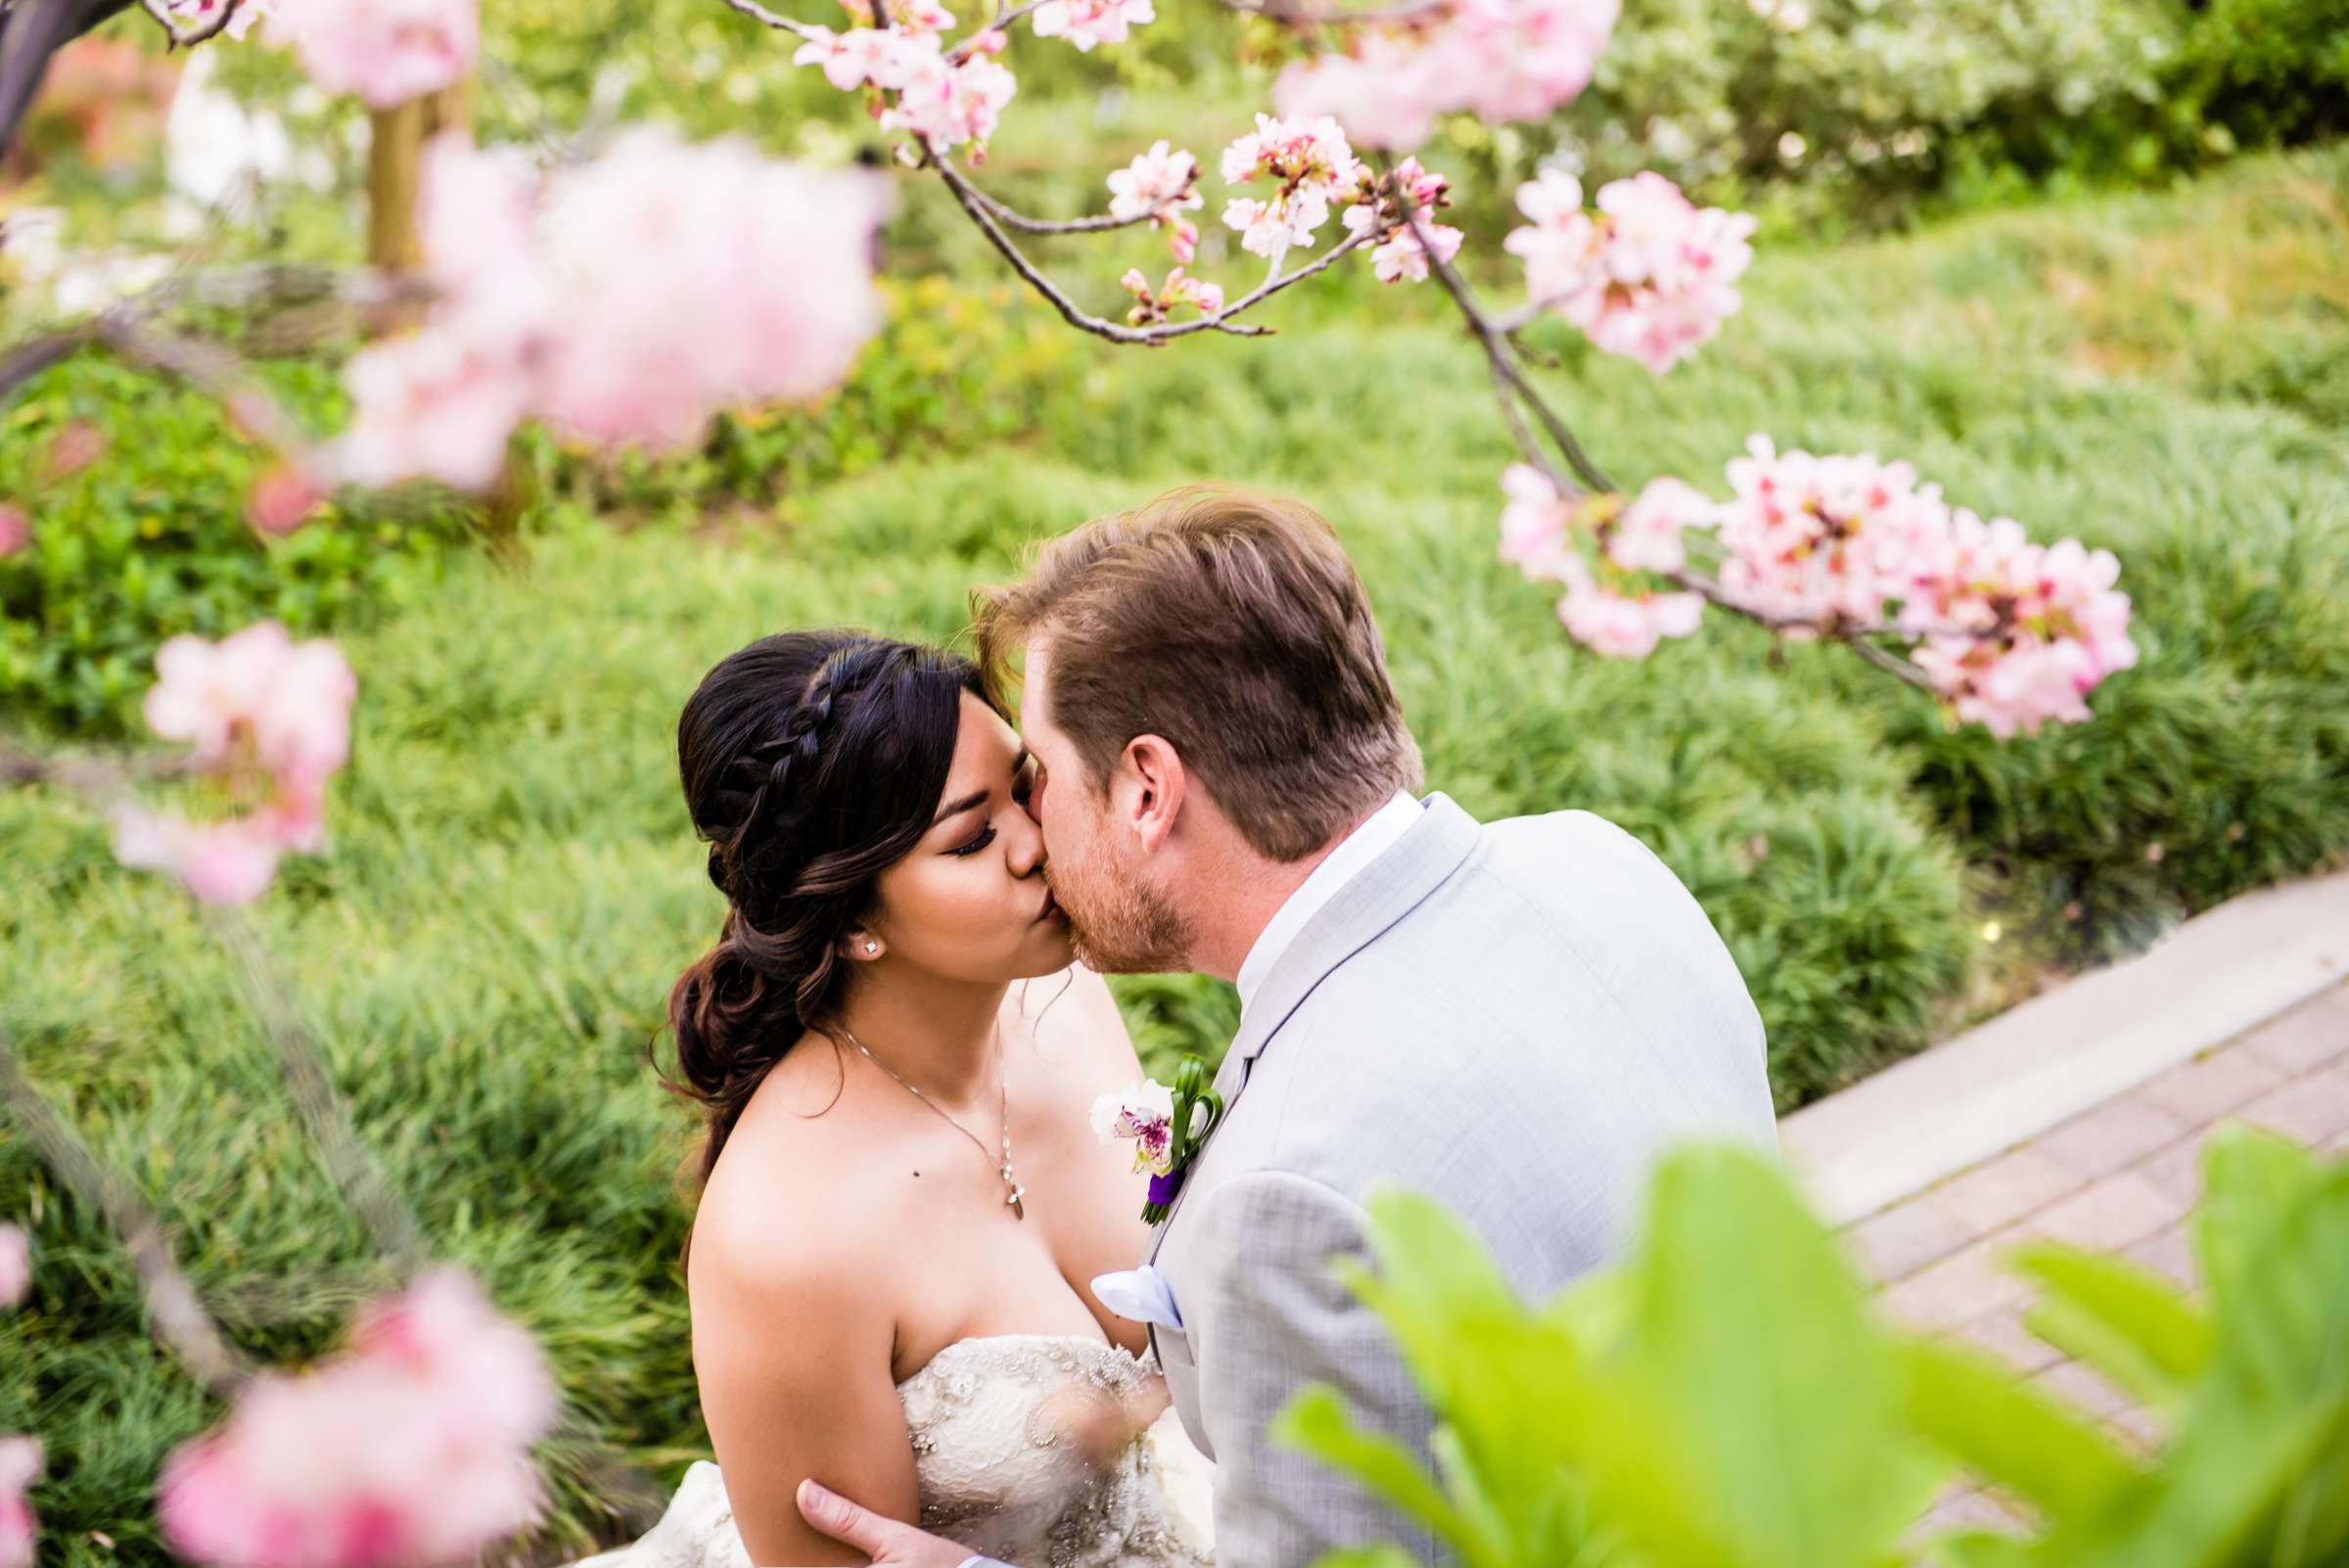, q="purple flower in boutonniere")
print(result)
[1091,1058,1224,1223]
